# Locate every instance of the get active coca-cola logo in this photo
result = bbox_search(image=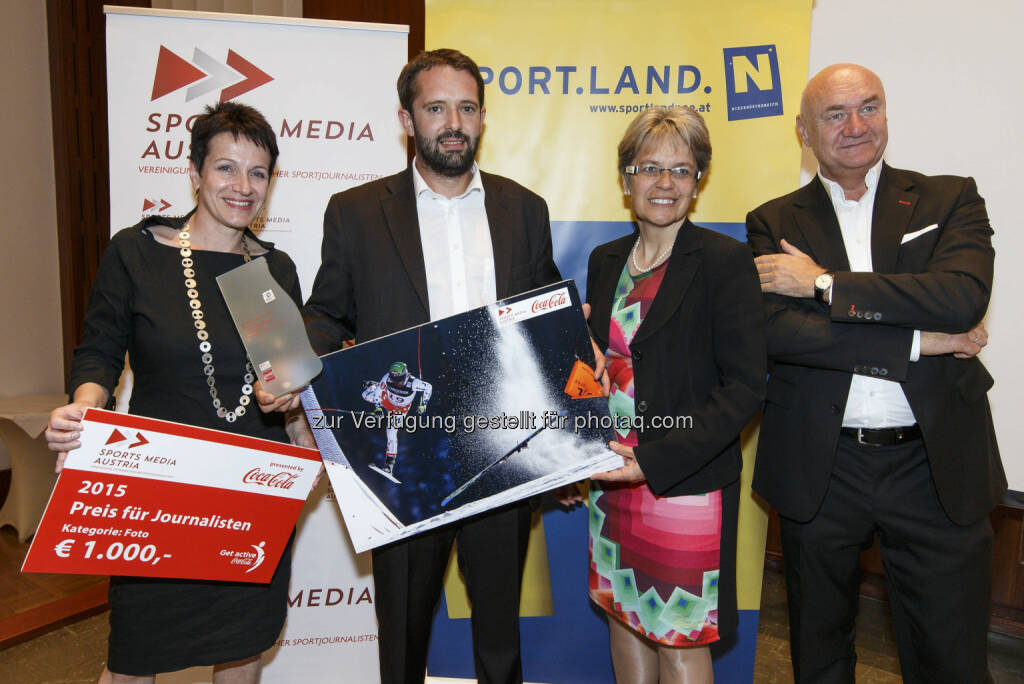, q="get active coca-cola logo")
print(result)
[243,468,298,490]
